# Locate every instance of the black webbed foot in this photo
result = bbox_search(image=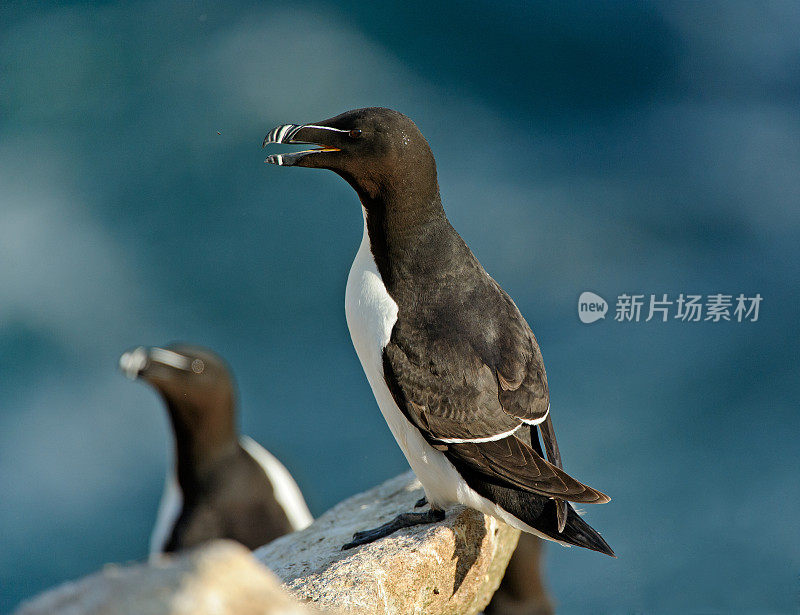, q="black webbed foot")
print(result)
[414,496,428,509]
[342,508,445,550]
